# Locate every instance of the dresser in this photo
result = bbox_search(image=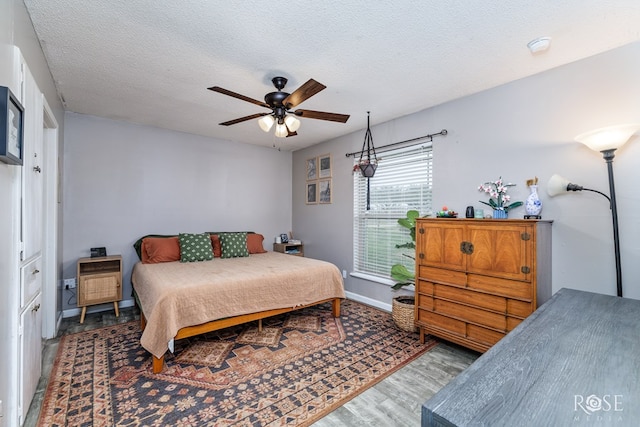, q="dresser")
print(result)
[414,218,551,352]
